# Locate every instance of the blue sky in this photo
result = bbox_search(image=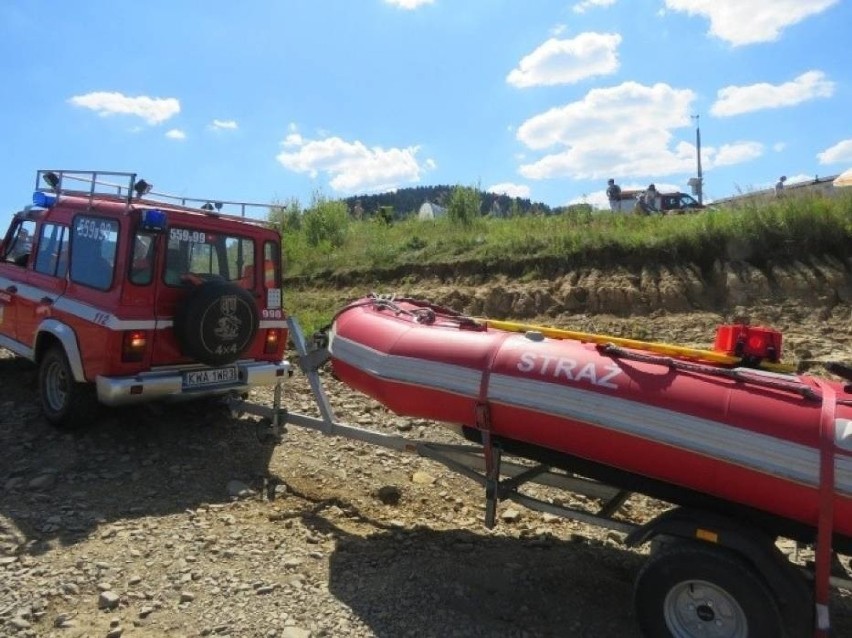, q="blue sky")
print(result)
[1,0,849,226]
